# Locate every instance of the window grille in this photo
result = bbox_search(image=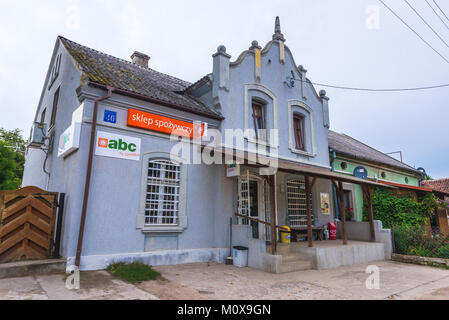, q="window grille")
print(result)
[238,172,250,225]
[145,159,181,225]
[287,178,313,227]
